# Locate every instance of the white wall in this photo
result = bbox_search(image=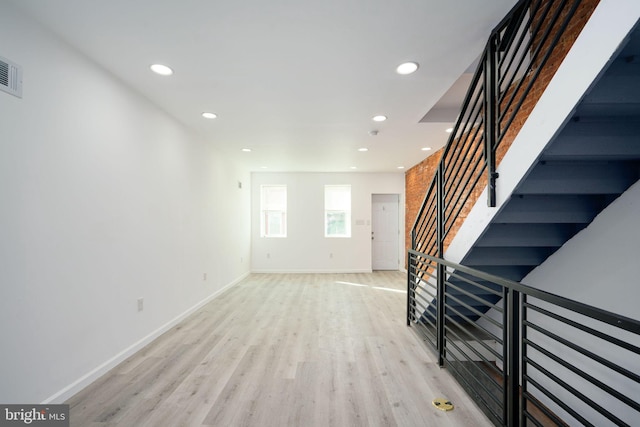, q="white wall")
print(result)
[523,180,640,315]
[0,3,251,404]
[519,181,640,427]
[251,172,404,273]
